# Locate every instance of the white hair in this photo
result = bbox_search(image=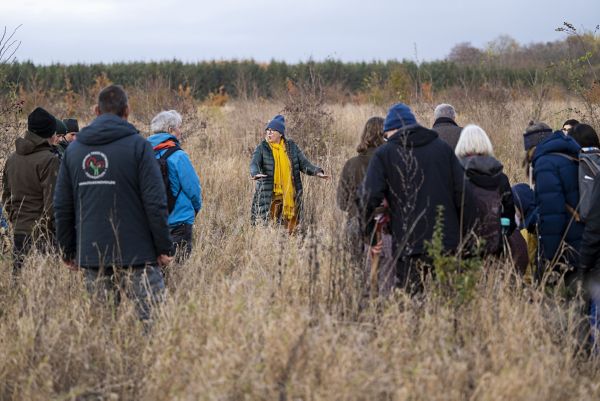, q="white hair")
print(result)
[150,110,182,133]
[455,124,494,158]
[434,103,456,121]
